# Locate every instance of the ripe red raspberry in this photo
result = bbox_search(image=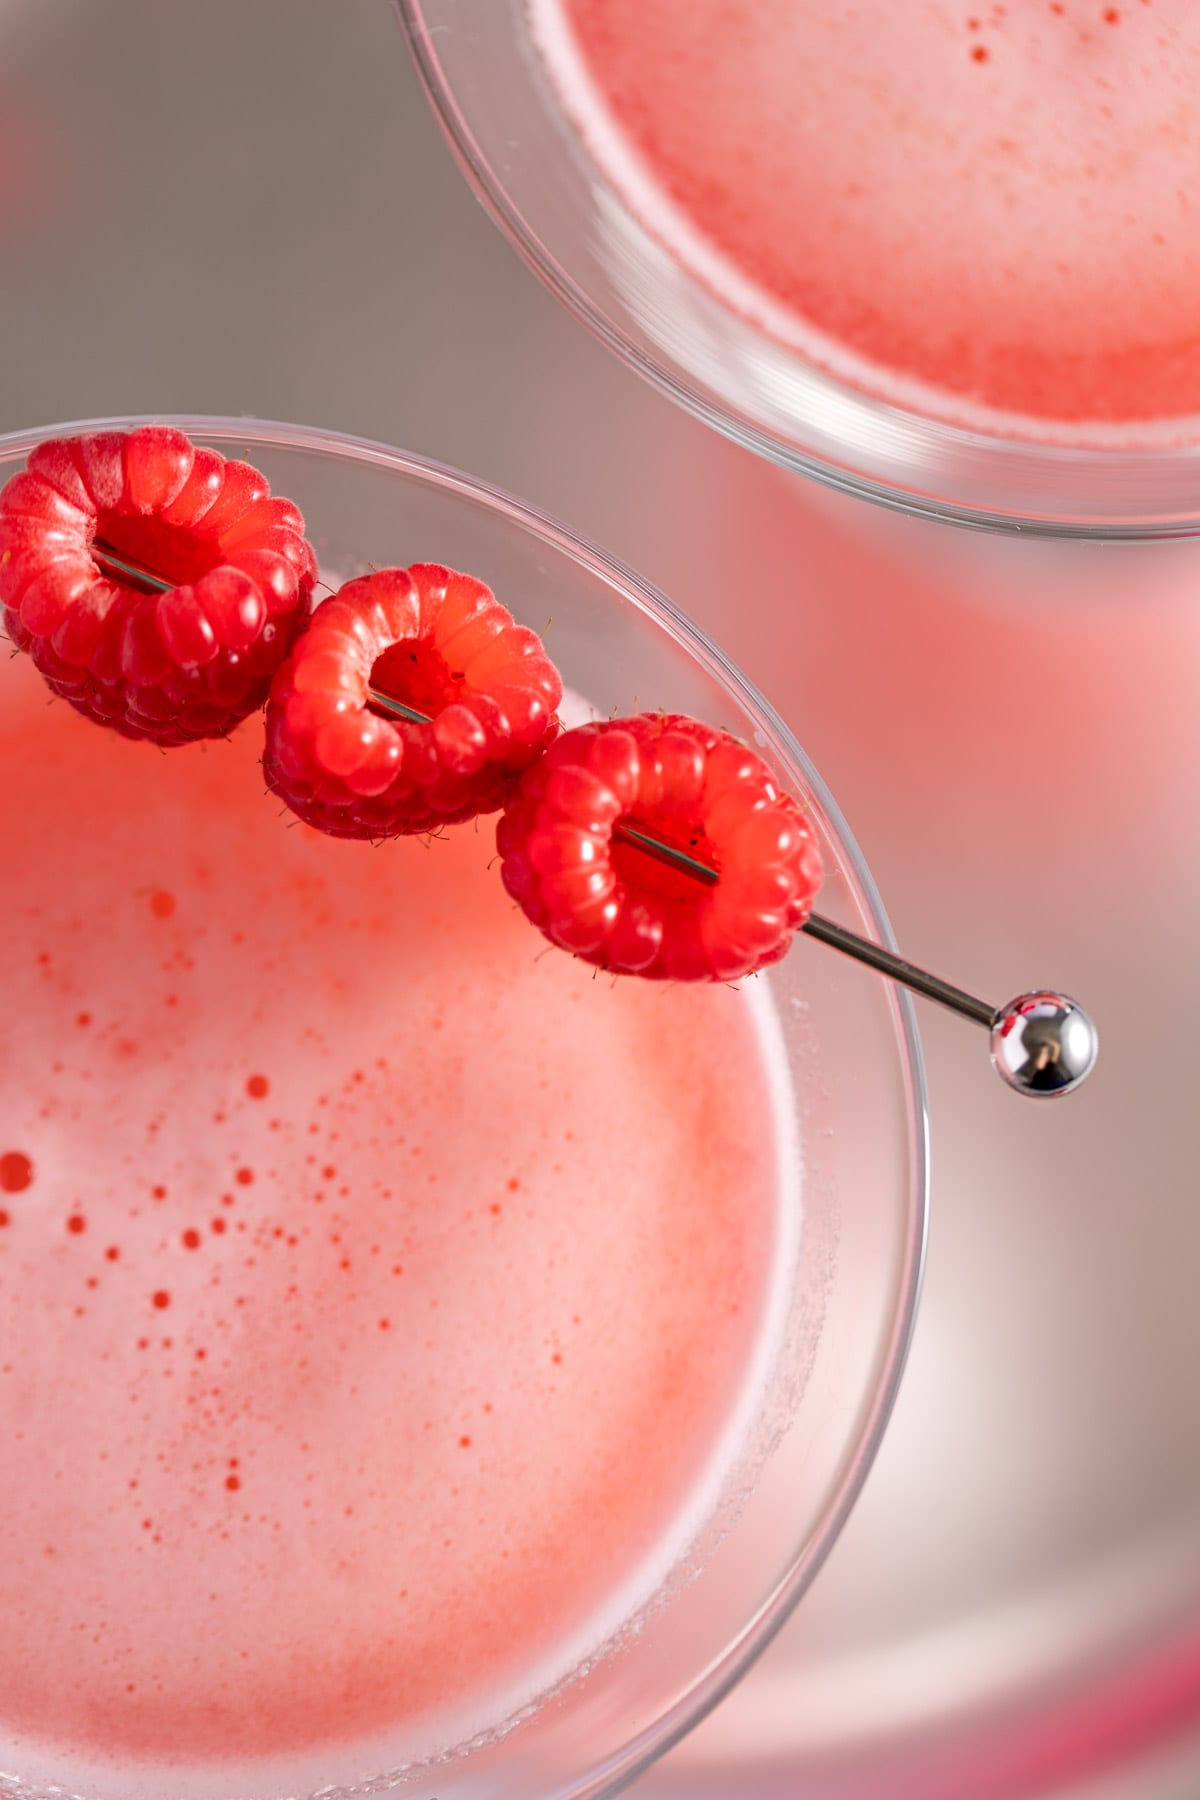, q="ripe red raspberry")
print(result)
[0,426,317,745]
[497,714,823,982]
[263,564,563,838]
